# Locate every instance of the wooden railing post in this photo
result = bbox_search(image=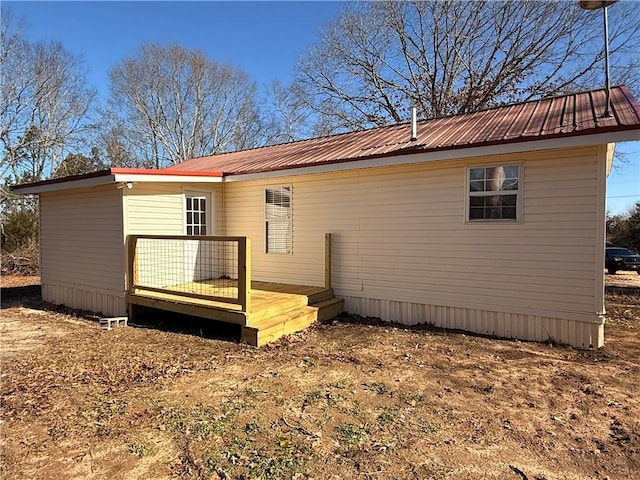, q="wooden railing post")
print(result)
[325,233,332,290]
[238,237,251,313]
[127,235,138,293]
